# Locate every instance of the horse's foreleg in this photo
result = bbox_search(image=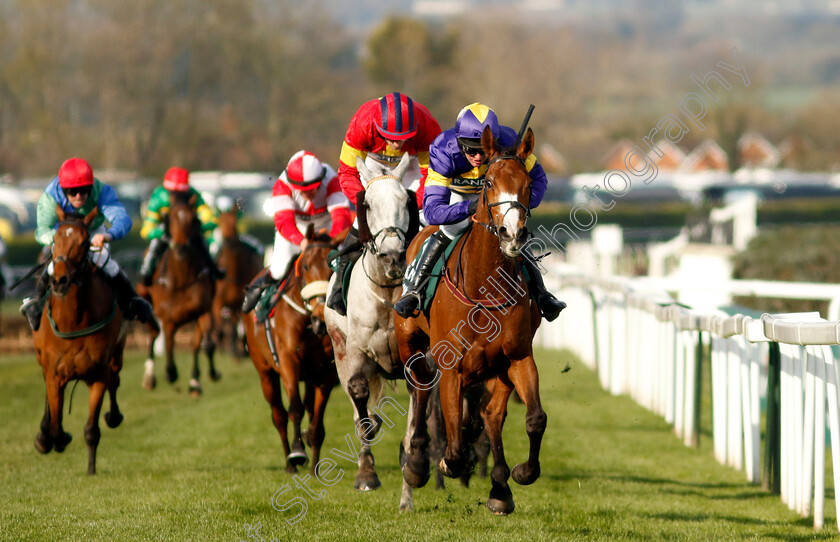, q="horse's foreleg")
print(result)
[35,395,53,453]
[401,363,434,490]
[438,371,466,479]
[47,377,72,453]
[84,380,107,475]
[345,362,380,491]
[508,356,546,487]
[278,354,306,467]
[483,375,515,515]
[306,384,333,474]
[256,366,293,473]
[104,359,124,429]
[163,320,179,384]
